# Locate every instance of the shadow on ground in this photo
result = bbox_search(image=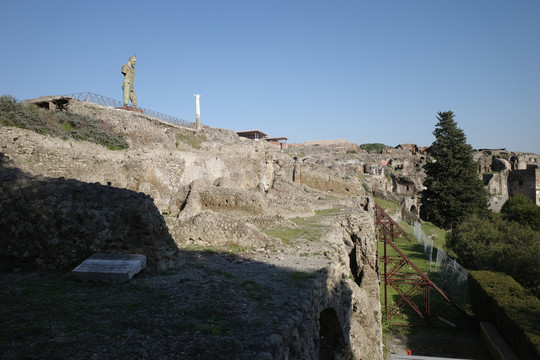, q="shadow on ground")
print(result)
[0,249,352,360]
